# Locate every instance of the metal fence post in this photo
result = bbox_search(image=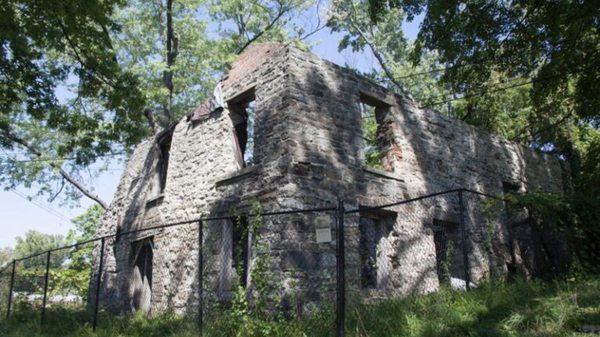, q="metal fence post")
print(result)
[458,190,471,290]
[92,237,105,331]
[6,260,16,320]
[336,199,345,337]
[41,251,51,325]
[198,220,203,336]
[503,200,518,279]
